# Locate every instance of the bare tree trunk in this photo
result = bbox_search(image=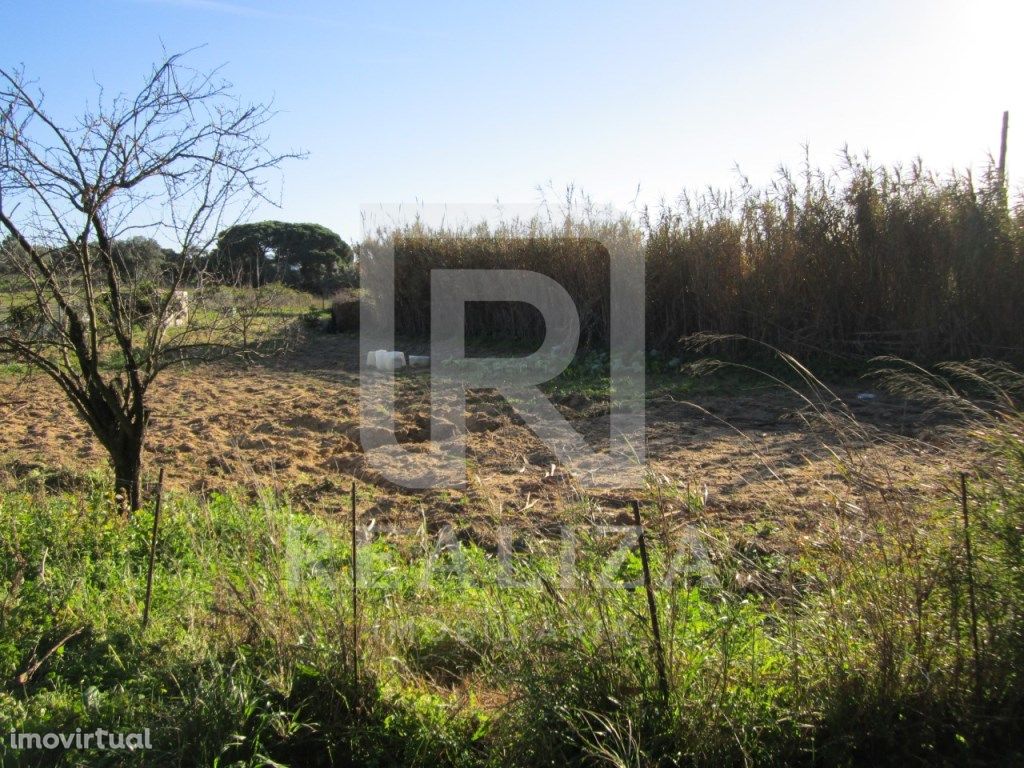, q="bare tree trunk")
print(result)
[108,426,145,514]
